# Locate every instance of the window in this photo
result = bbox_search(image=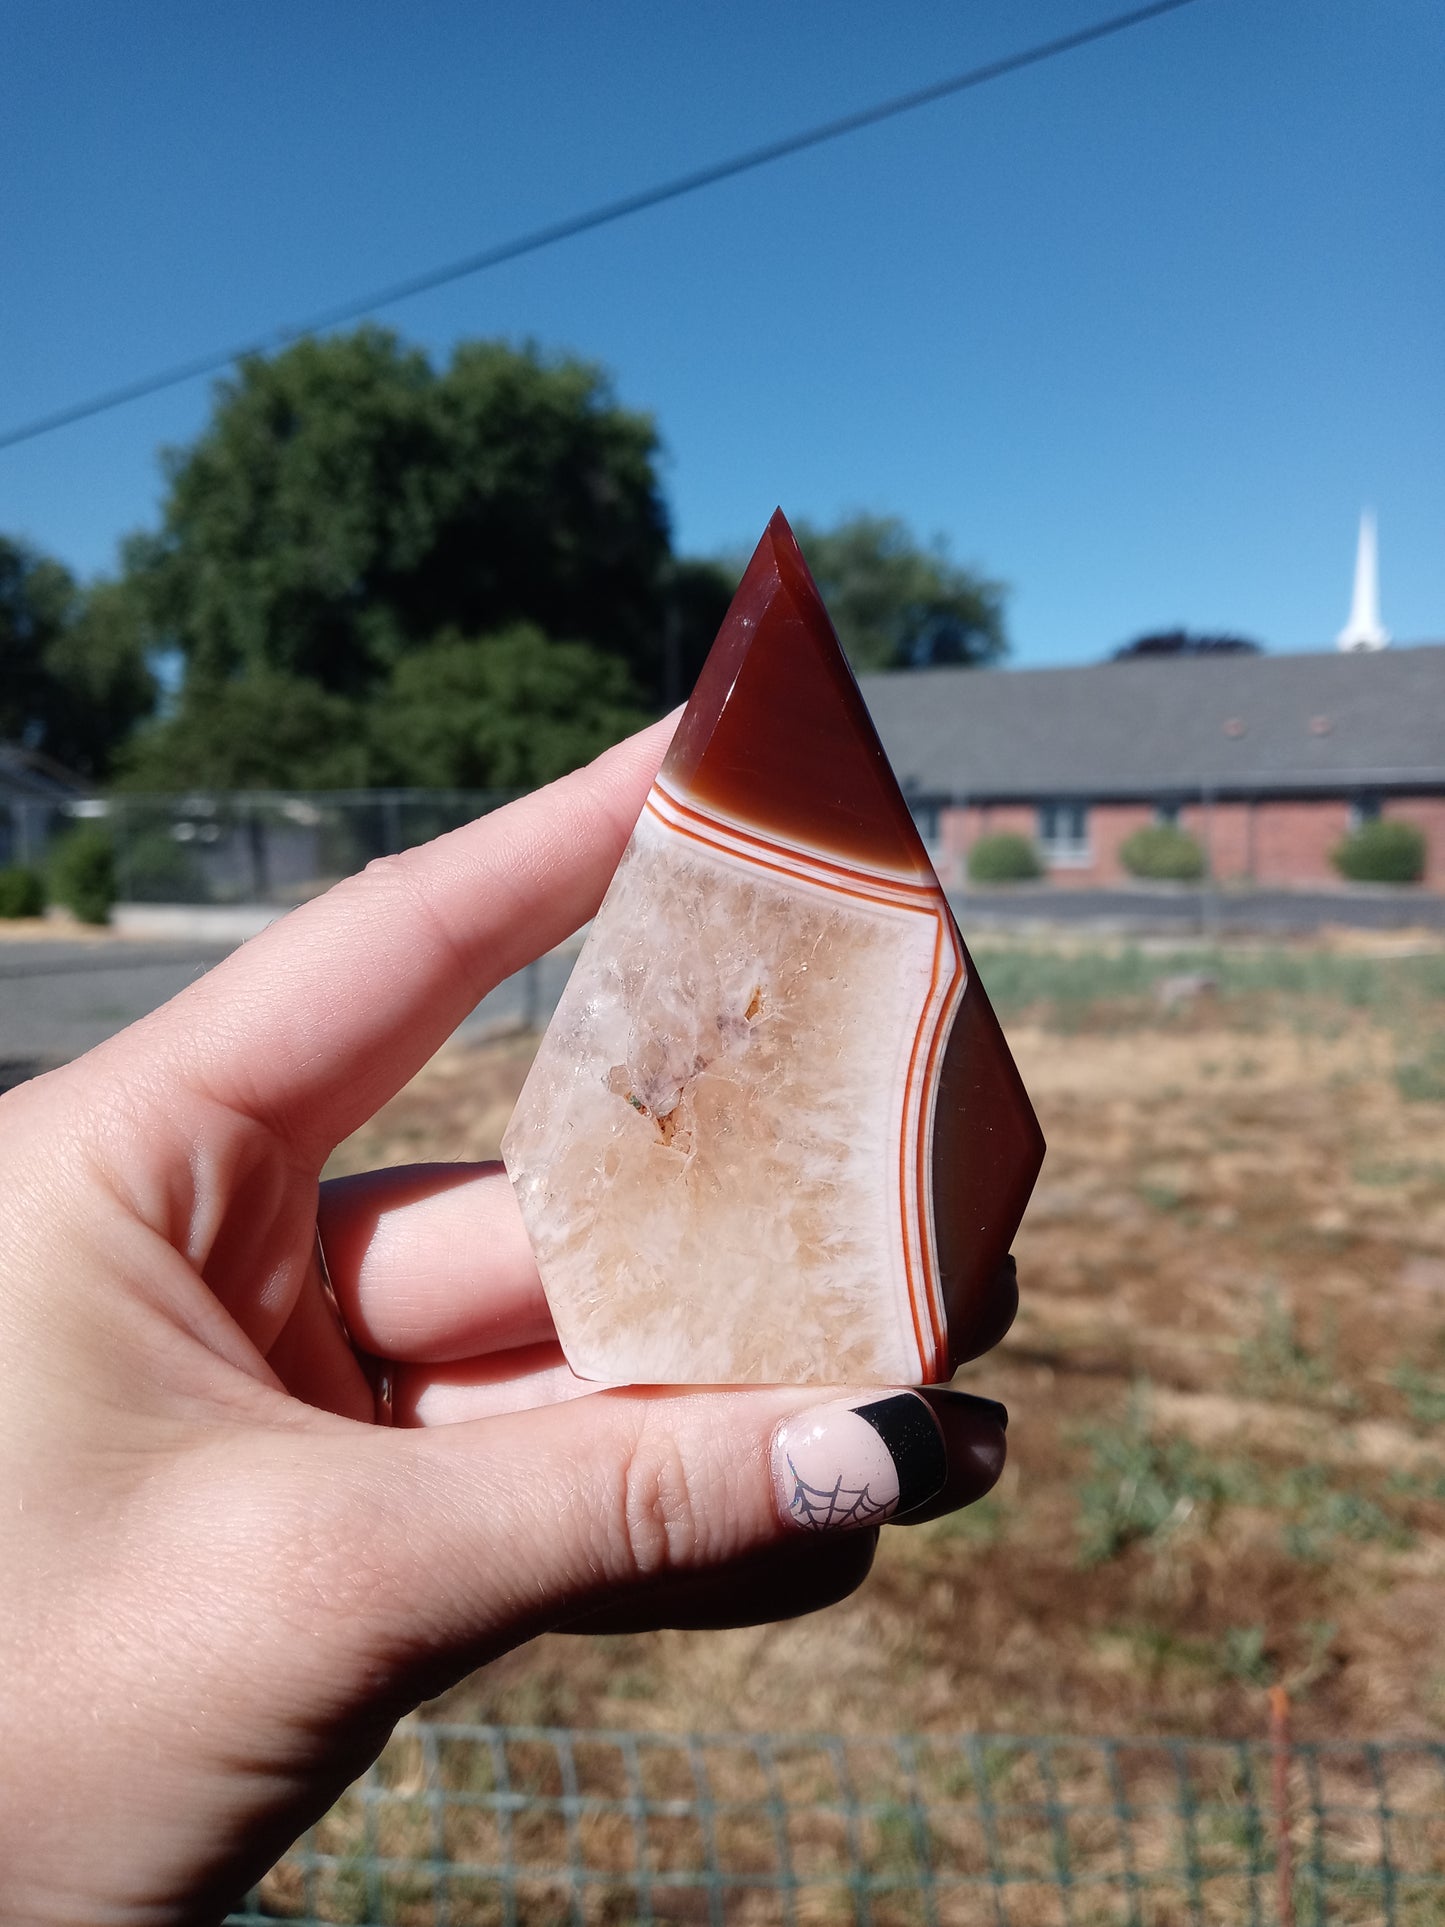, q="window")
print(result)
[1155,800,1182,826]
[1349,795,1382,830]
[909,802,941,847]
[1038,801,1090,867]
